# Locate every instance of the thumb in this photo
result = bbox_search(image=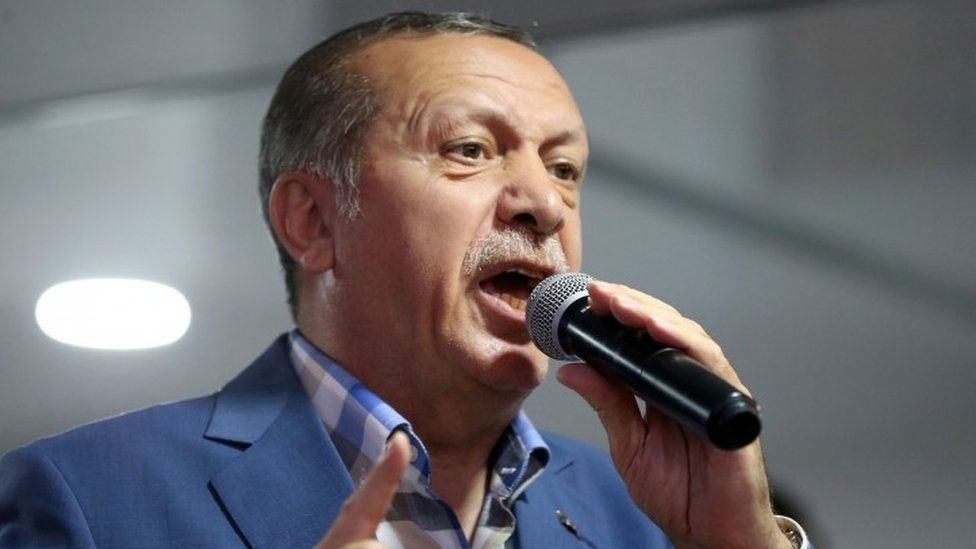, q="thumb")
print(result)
[557,363,644,453]
[314,431,411,548]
